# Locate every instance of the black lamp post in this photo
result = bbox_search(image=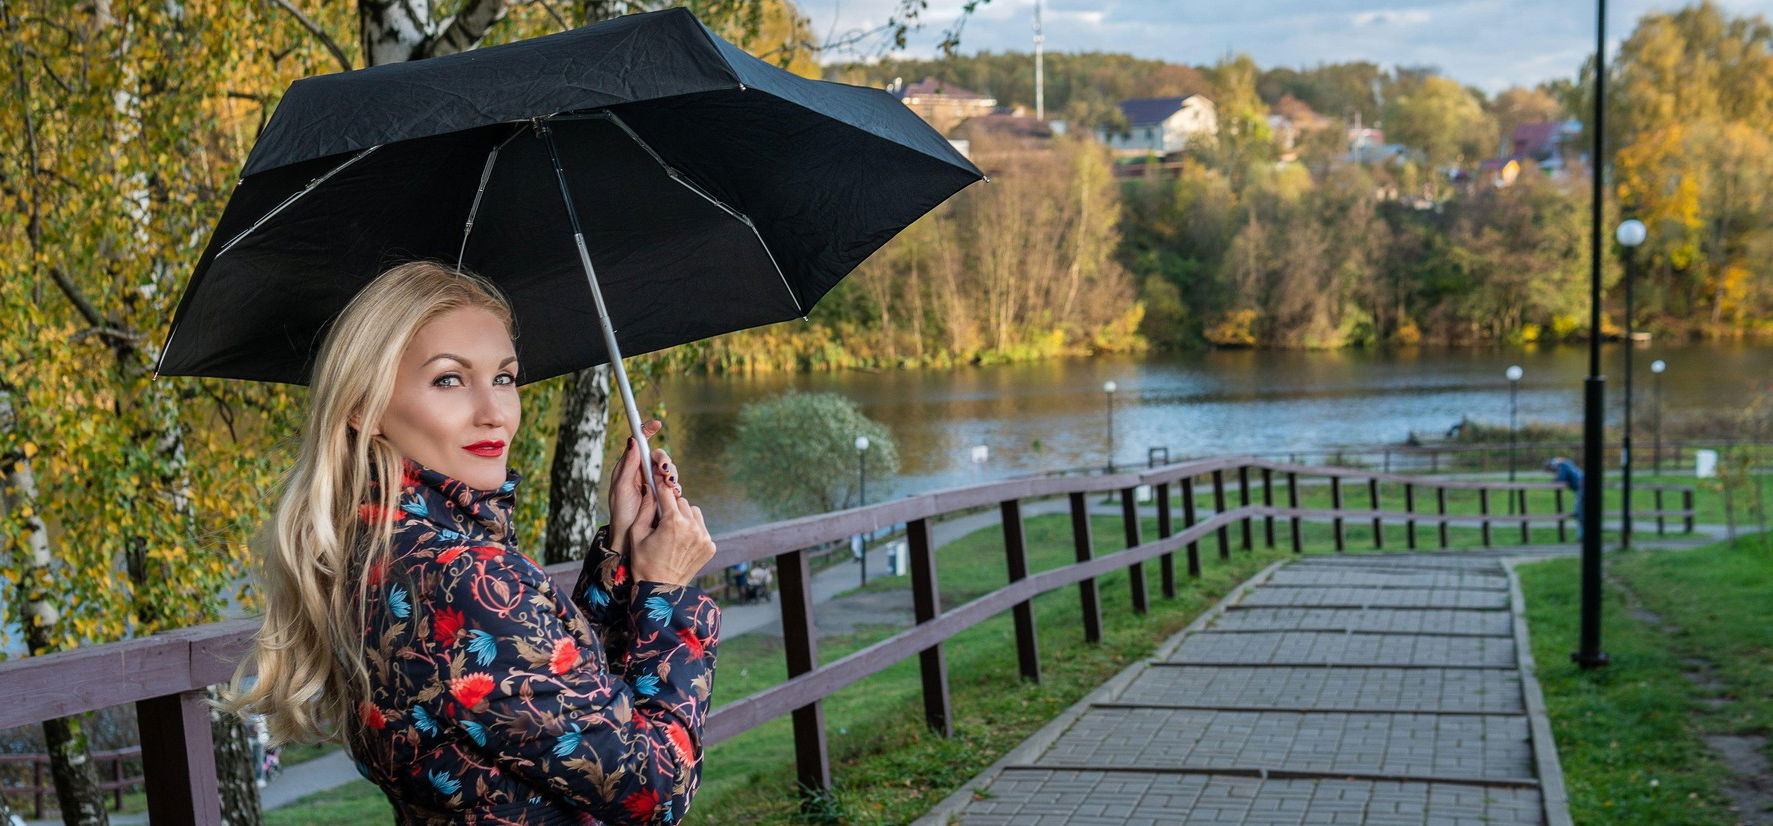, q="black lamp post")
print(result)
[1574,0,1611,671]
[1617,218,1646,549]
[1651,359,1667,473]
[855,434,869,587]
[1507,365,1523,482]
[1103,380,1118,473]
